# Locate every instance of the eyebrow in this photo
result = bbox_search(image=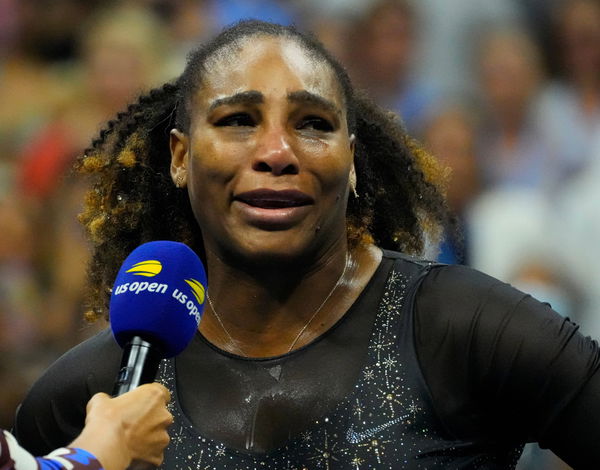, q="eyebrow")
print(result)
[287,90,341,116]
[208,90,264,112]
[207,89,342,116]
